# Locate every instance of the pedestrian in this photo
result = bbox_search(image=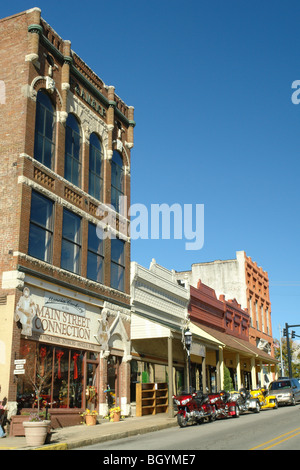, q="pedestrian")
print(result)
[0,397,7,438]
[0,425,5,438]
